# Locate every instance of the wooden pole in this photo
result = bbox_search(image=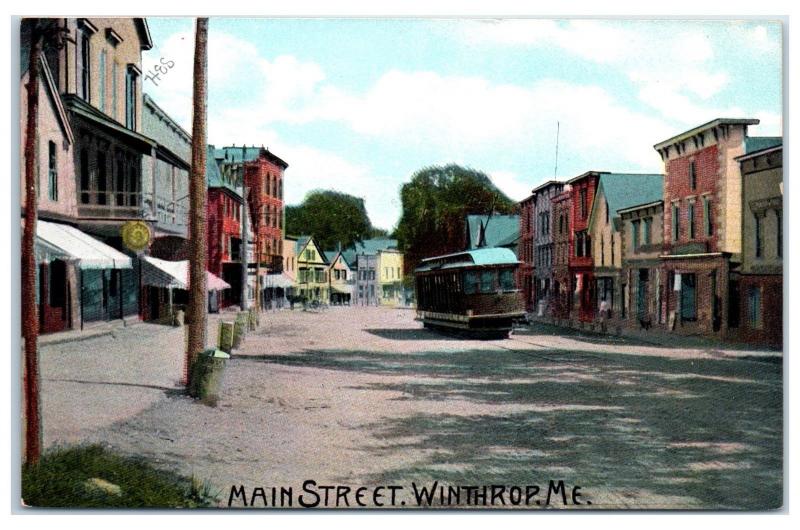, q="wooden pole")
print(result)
[185,18,209,388]
[22,25,42,465]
